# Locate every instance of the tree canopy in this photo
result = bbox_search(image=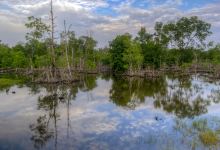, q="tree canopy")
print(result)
[0,16,219,74]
